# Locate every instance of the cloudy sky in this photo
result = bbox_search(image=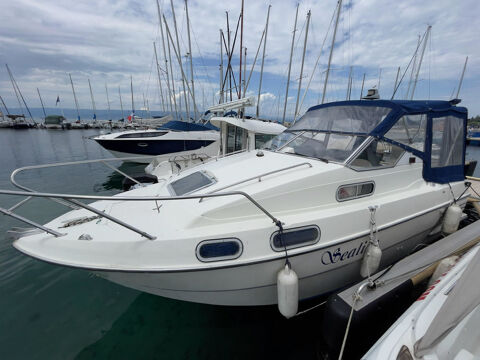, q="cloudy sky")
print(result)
[0,0,479,121]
